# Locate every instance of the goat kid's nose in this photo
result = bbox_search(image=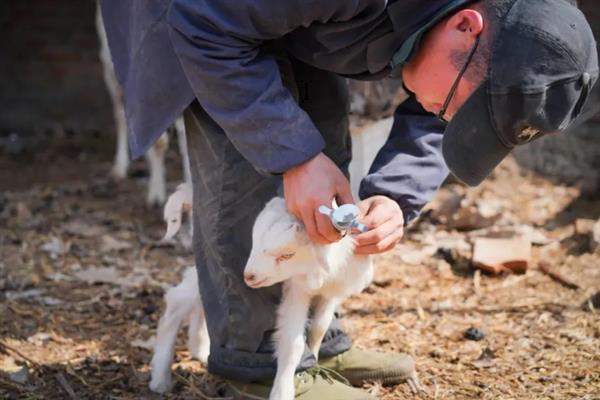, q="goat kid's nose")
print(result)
[244,272,256,283]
